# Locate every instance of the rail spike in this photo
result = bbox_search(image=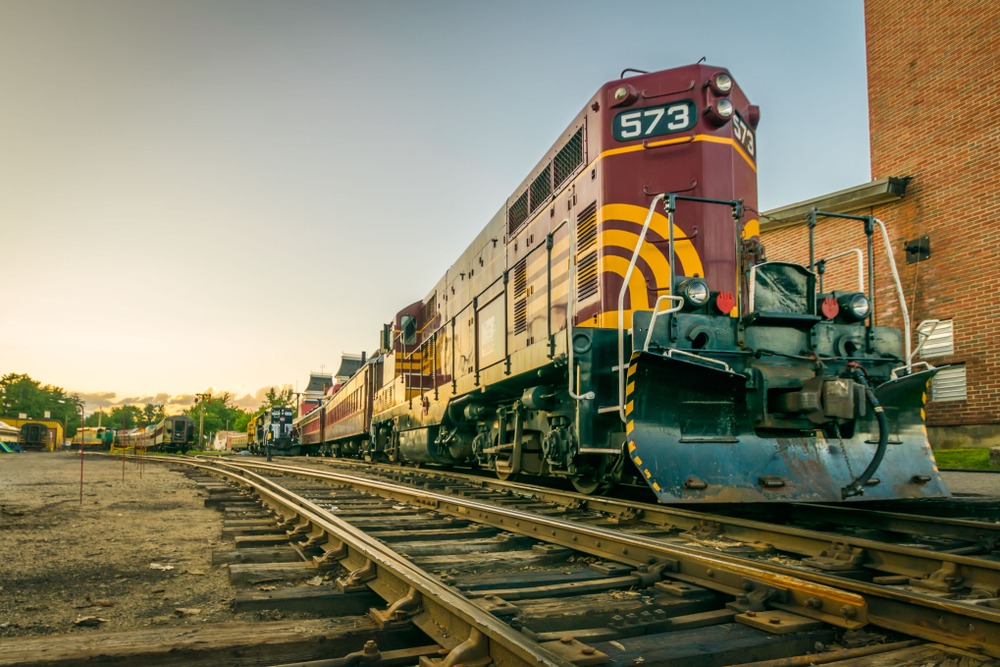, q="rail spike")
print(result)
[372,586,423,629]
[336,560,376,592]
[419,628,490,667]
